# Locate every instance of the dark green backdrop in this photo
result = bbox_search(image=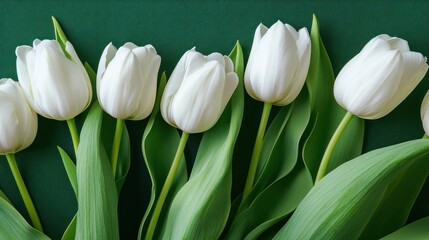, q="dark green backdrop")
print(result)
[1,1,429,239]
